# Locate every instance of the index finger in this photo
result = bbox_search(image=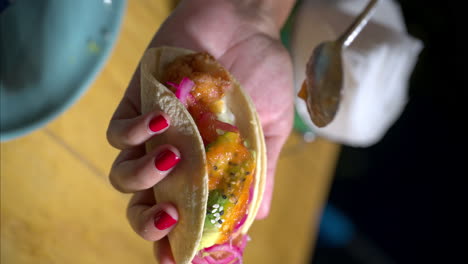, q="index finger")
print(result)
[112,67,142,121]
[107,68,156,150]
